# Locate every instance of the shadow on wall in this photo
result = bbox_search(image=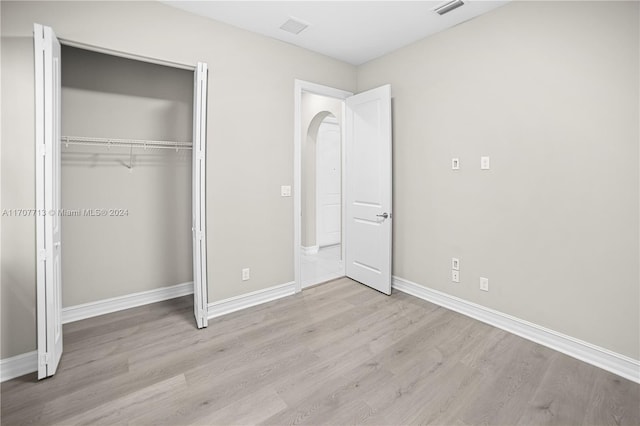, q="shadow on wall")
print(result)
[302,111,336,248]
[61,45,192,101]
